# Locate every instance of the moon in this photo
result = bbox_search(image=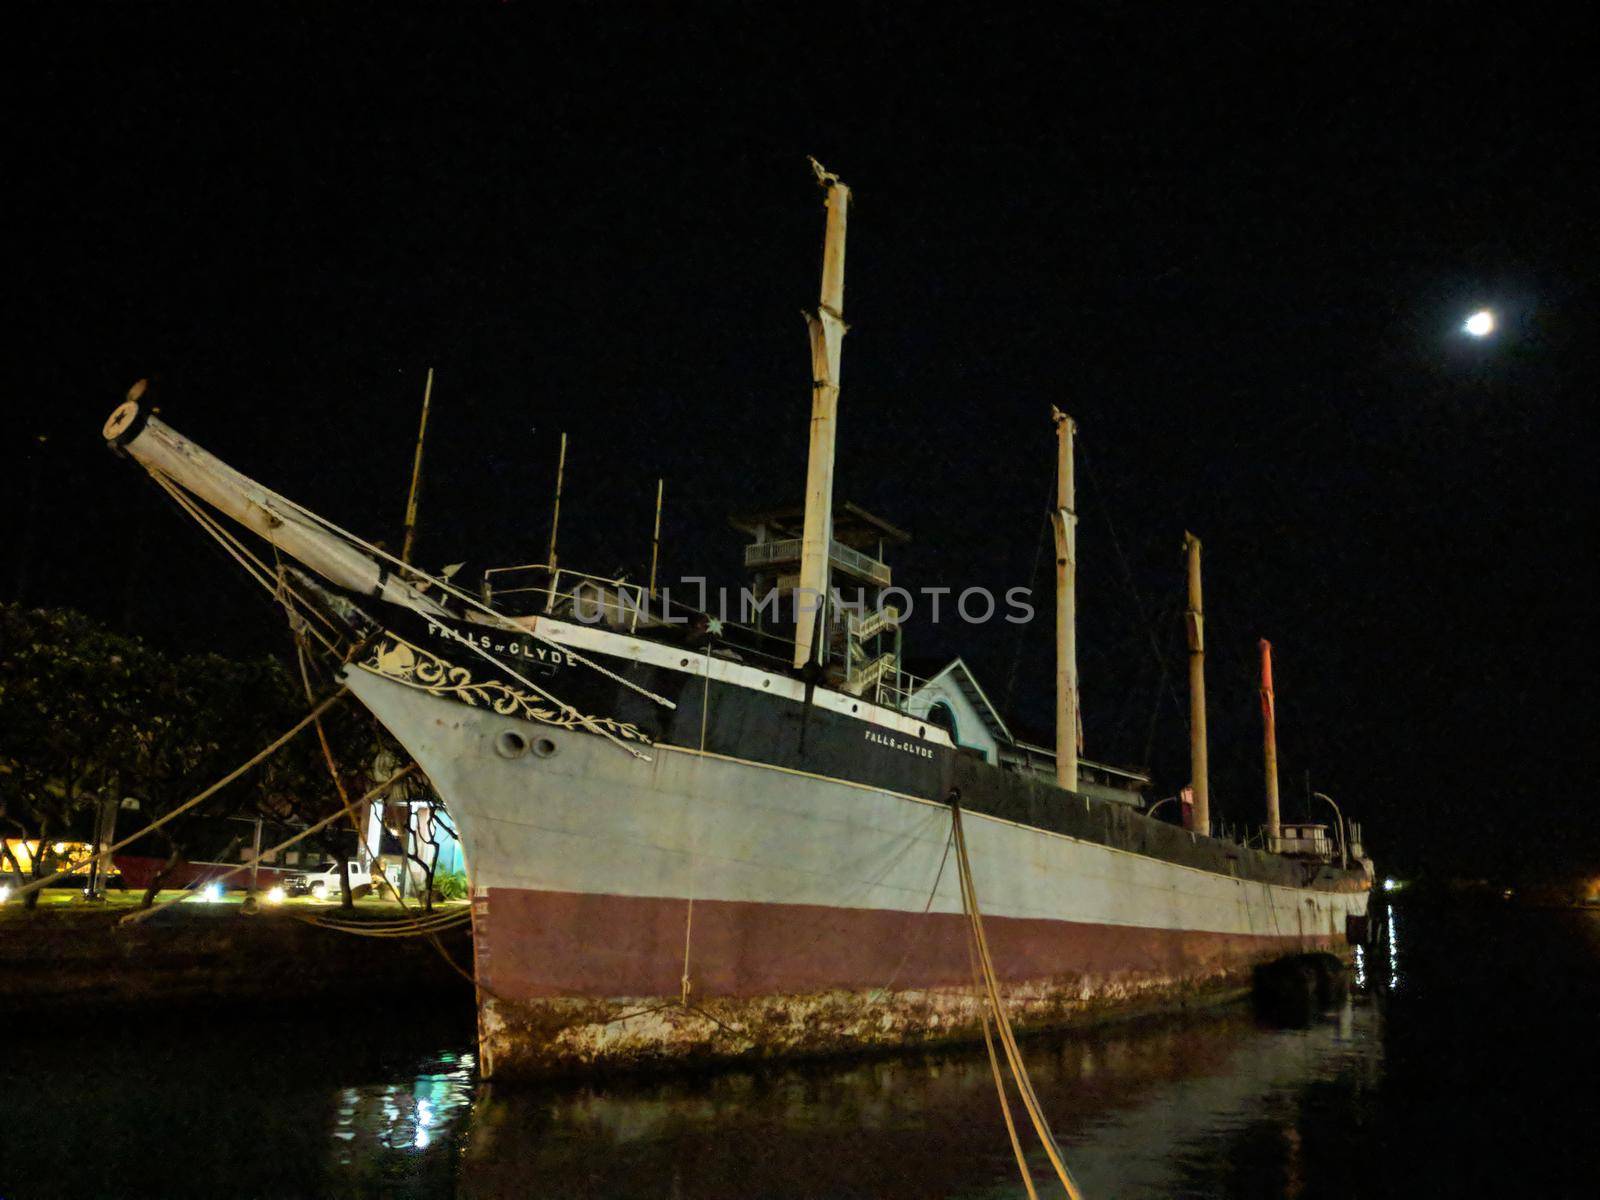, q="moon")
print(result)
[1464,310,1495,337]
